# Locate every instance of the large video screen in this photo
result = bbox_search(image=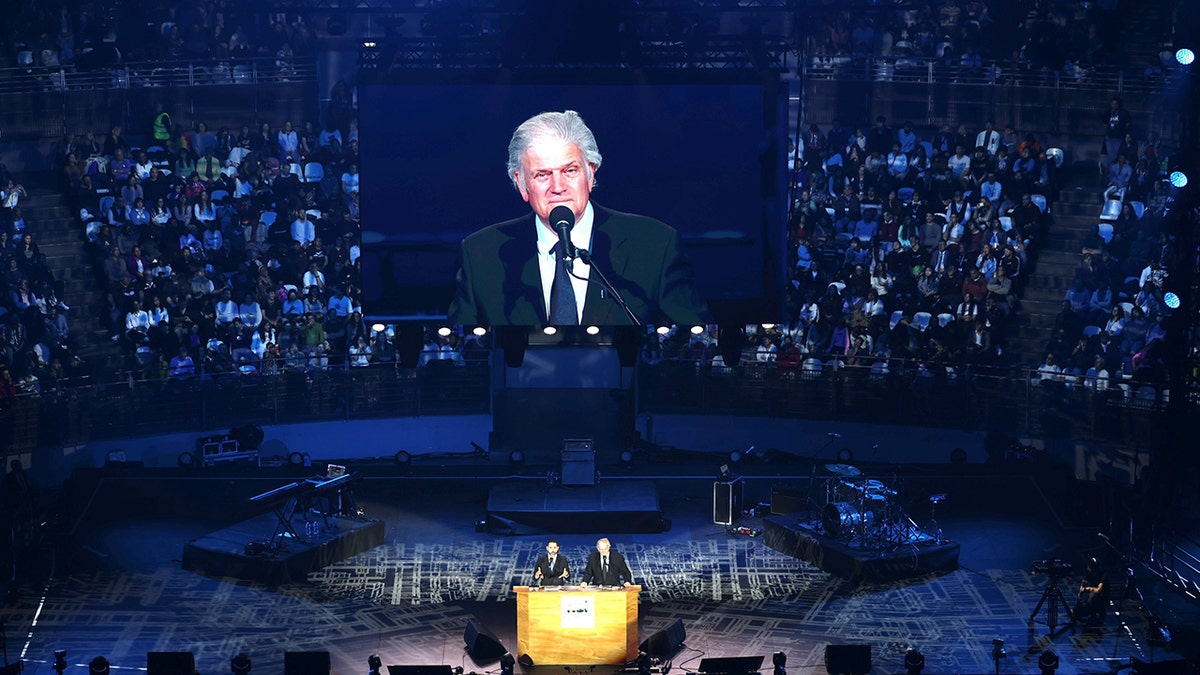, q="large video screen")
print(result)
[358,70,787,325]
